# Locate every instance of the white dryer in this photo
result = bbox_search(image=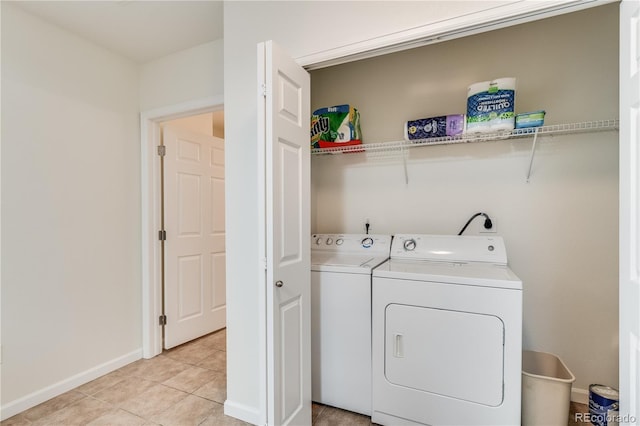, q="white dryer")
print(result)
[372,234,522,426]
[311,233,392,416]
